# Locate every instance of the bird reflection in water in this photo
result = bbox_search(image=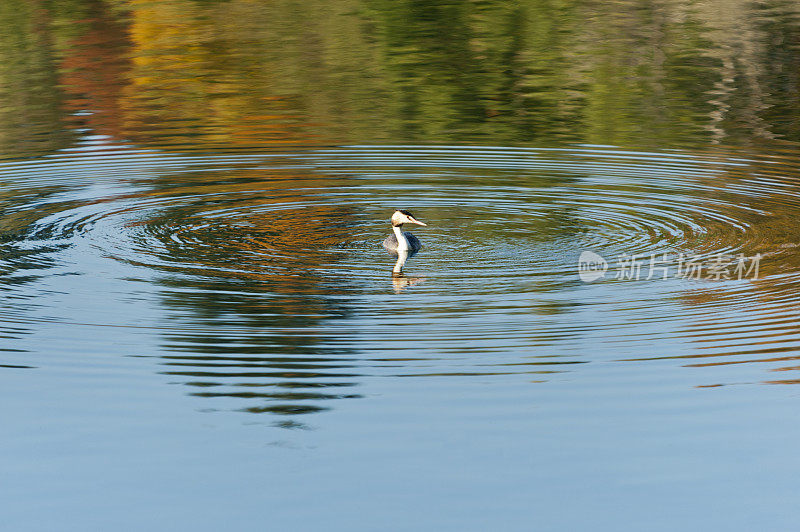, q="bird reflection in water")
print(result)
[389,249,426,293]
